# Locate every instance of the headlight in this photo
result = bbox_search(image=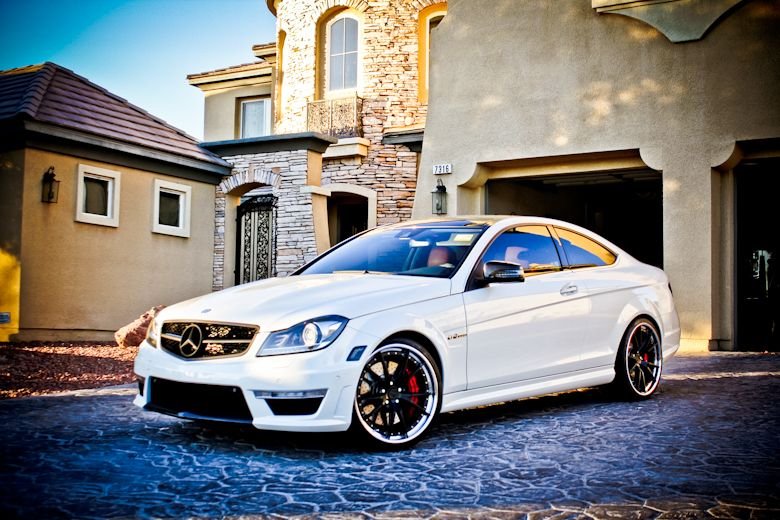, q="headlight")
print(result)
[146,316,161,348]
[258,316,348,356]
